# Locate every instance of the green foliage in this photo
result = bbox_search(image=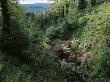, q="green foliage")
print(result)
[46,26,59,39]
[2,65,34,82]
[0,0,110,82]
[0,20,30,56]
[72,3,110,82]
[50,0,75,18]
[46,21,74,40]
[46,1,110,82]
[67,8,79,25]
